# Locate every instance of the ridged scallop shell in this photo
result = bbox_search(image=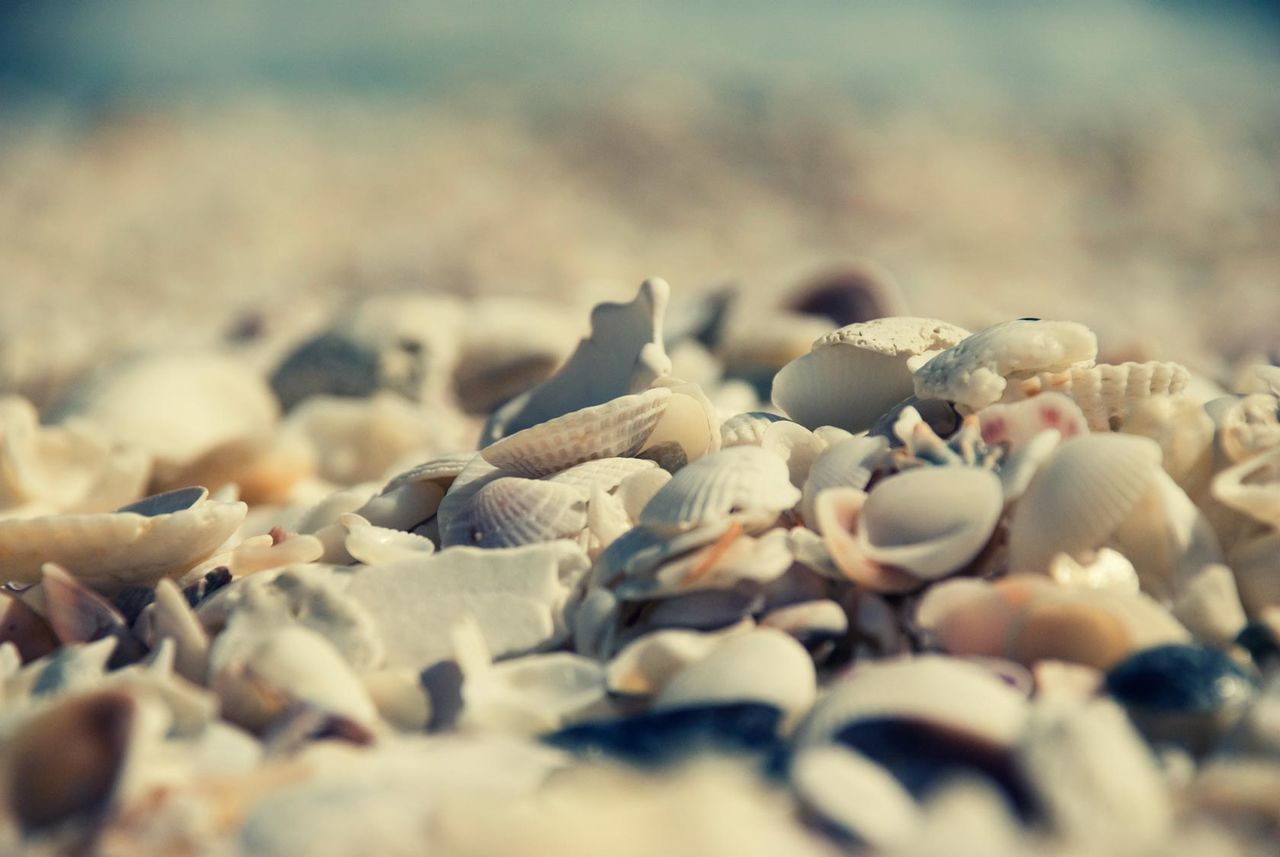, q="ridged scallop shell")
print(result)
[0,487,247,592]
[914,319,1098,412]
[381,452,474,495]
[1211,445,1280,528]
[801,434,890,528]
[856,466,1003,579]
[482,279,671,444]
[638,446,800,533]
[547,457,658,494]
[481,387,671,478]
[773,317,969,433]
[444,477,588,549]
[720,411,787,448]
[1008,434,1163,574]
[1001,361,1190,432]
